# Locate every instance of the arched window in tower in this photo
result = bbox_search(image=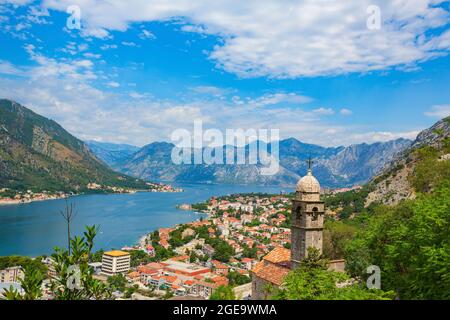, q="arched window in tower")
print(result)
[296,206,301,220]
[312,207,319,221]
